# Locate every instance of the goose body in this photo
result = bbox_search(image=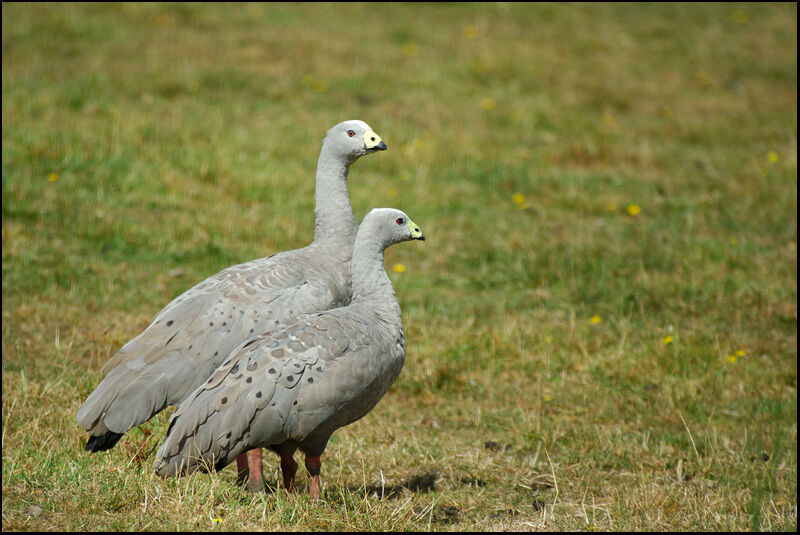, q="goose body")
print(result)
[77,120,386,489]
[154,208,425,499]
